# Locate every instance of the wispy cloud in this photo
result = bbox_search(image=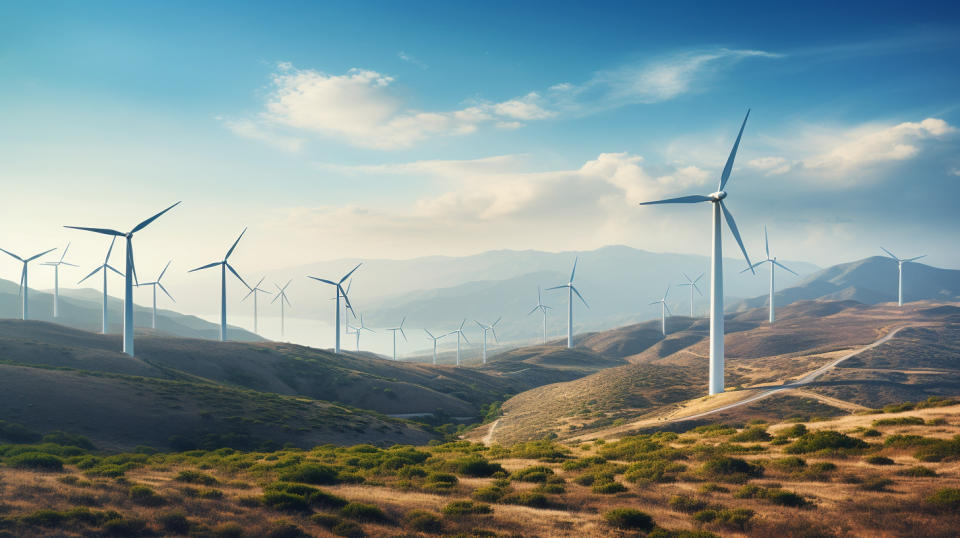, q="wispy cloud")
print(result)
[397,51,428,69]
[222,118,304,152]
